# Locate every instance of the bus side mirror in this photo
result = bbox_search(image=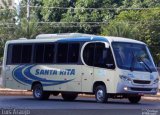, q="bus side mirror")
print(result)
[105,43,109,48]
